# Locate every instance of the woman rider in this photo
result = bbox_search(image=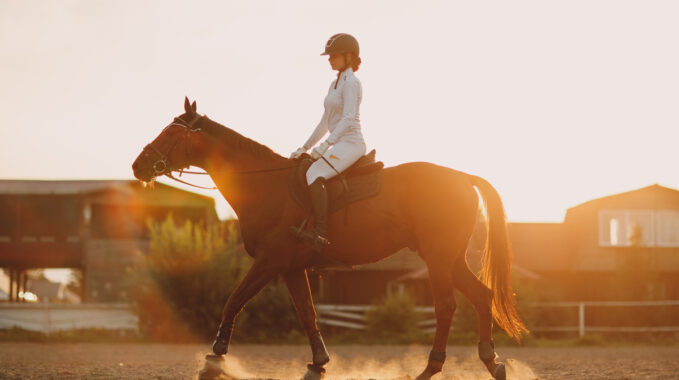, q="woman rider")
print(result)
[290,33,367,253]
